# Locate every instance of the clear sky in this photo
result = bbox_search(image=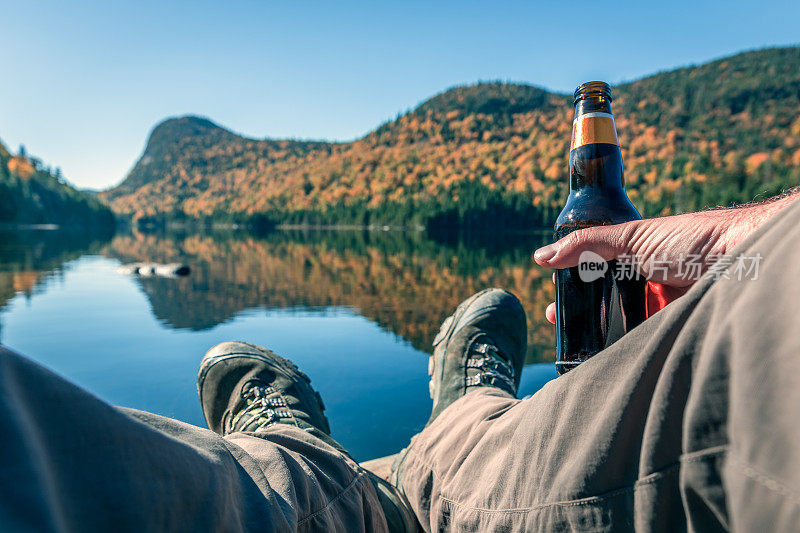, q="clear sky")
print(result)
[1,0,798,190]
